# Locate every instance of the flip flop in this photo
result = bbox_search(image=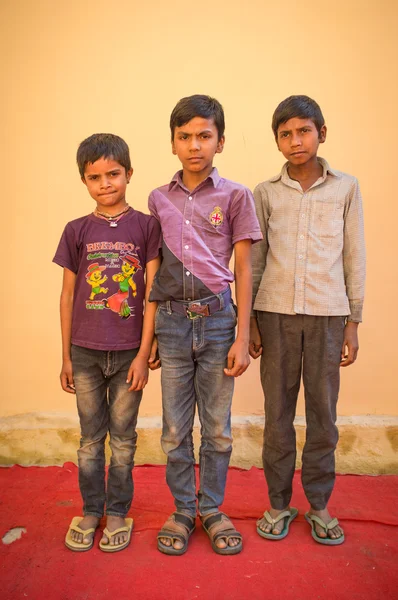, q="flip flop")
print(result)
[201,512,243,555]
[157,513,196,556]
[256,507,298,540]
[99,518,134,553]
[65,516,97,552]
[305,513,345,545]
